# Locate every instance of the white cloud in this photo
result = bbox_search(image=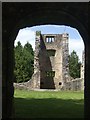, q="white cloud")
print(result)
[69,38,84,62]
[14,28,35,50]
